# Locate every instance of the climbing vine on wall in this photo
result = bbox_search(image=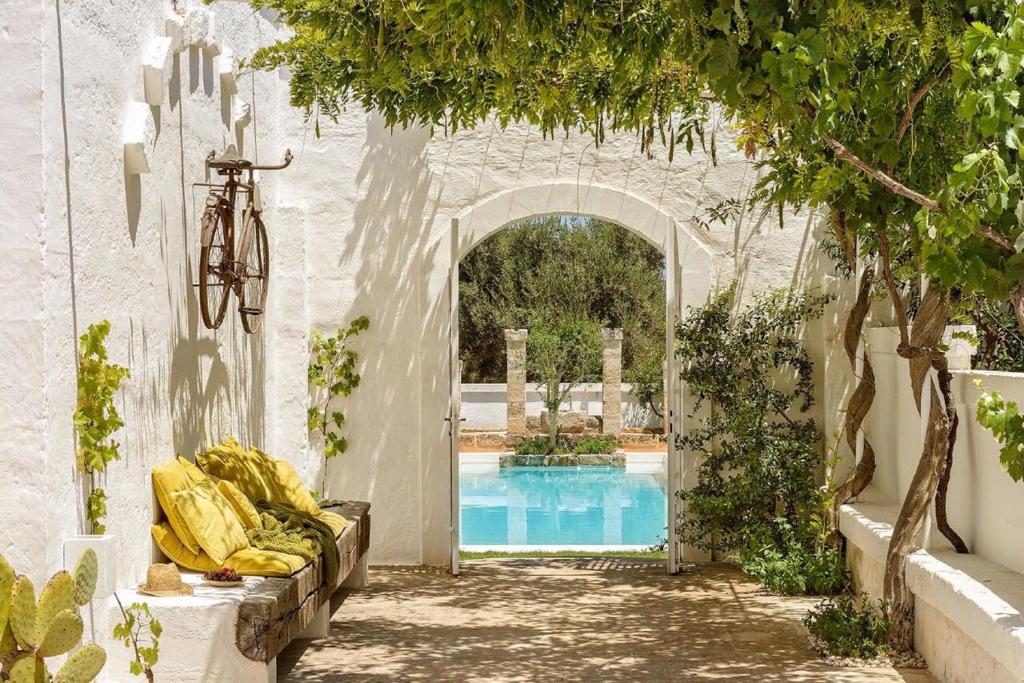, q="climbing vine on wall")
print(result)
[675,285,830,553]
[74,321,130,535]
[308,316,370,495]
